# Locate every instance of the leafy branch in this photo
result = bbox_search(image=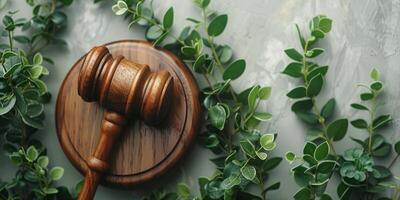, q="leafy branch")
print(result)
[283,15,349,200]
[0,1,81,199]
[109,0,282,199]
[283,15,400,200]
